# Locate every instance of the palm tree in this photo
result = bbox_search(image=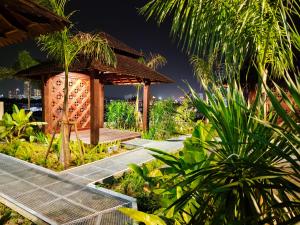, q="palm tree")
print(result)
[190,54,225,104]
[14,50,39,110]
[37,0,116,168]
[141,0,299,109]
[136,54,167,129]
